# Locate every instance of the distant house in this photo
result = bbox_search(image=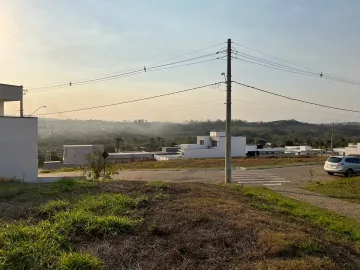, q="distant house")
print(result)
[246,145,286,156]
[178,131,246,159]
[334,143,360,156]
[63,145,104,166]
